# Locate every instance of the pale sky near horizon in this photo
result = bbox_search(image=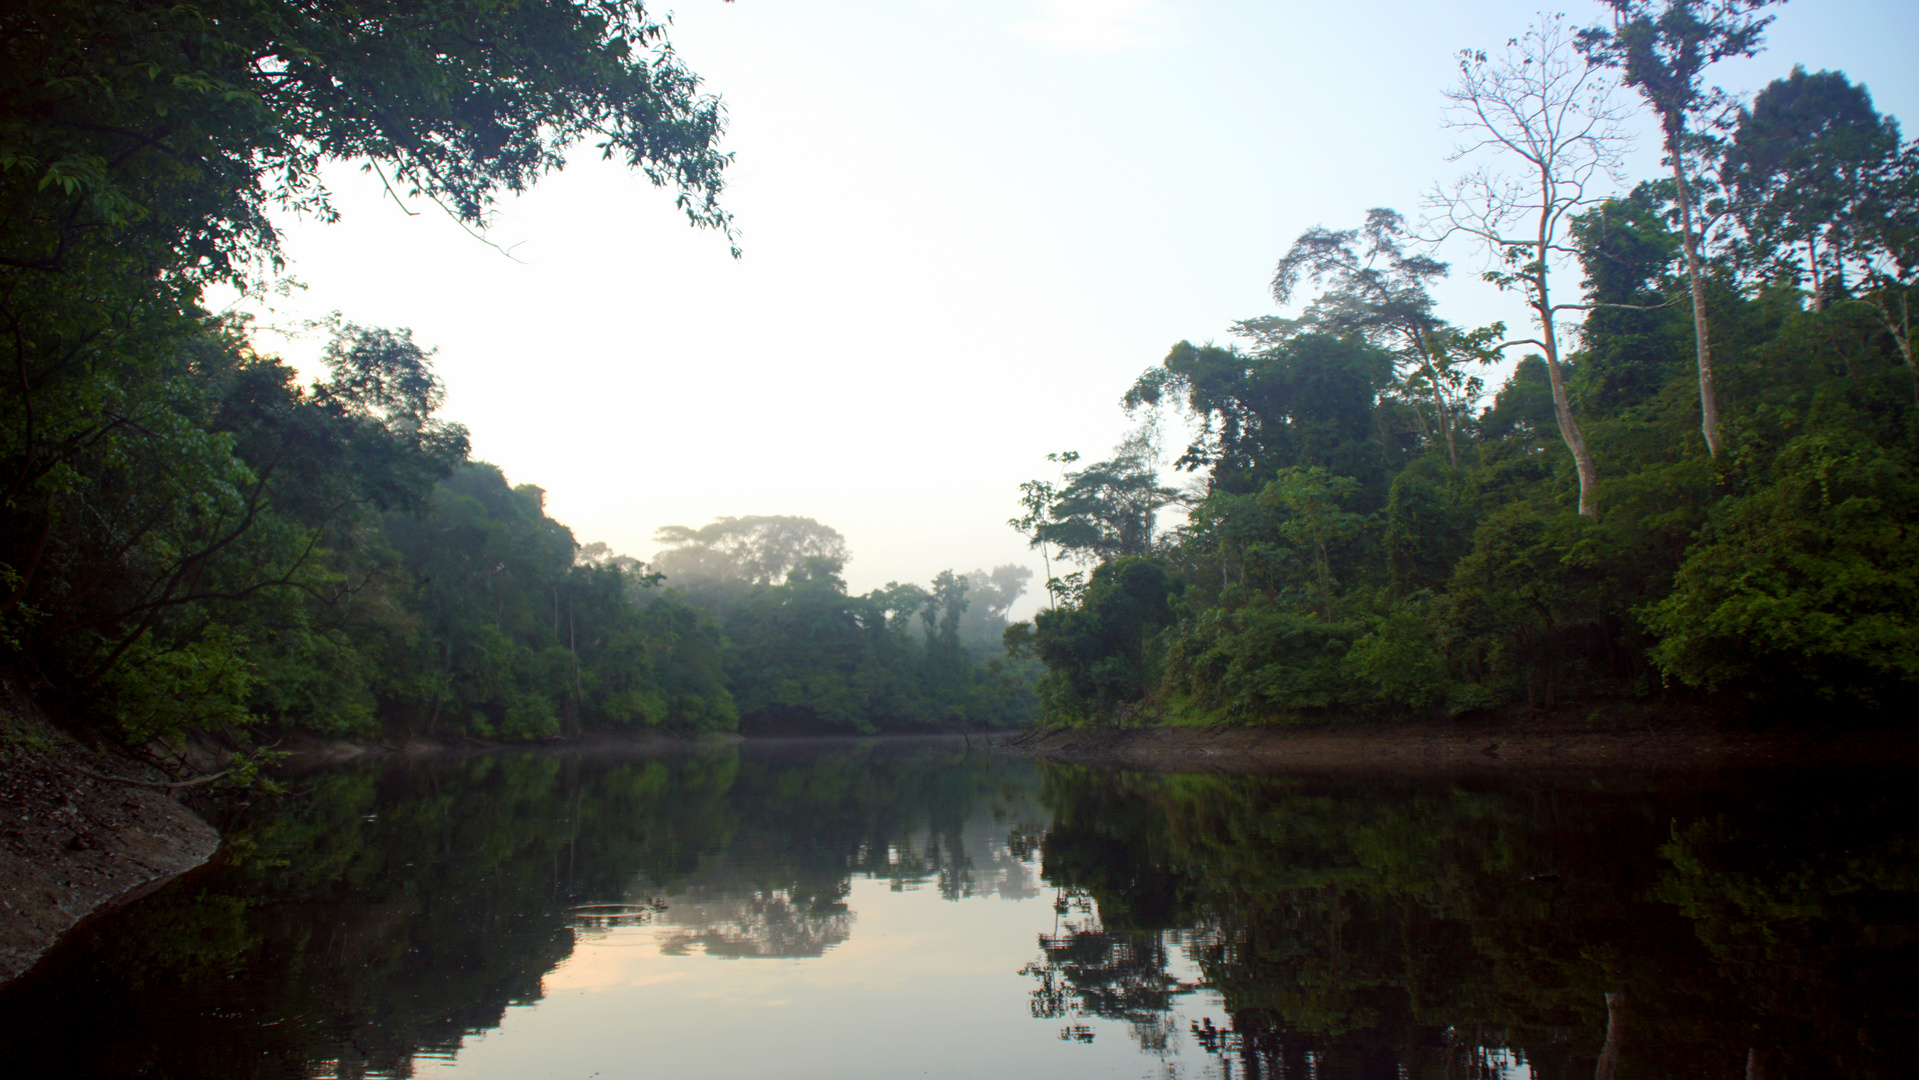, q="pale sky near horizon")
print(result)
[234,0,1918,619]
